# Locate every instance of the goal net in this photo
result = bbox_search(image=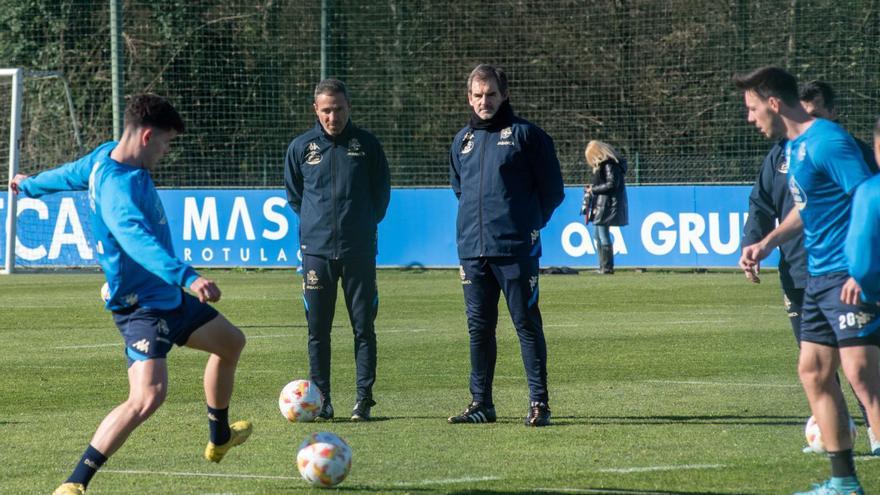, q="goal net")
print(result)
[1,69,90,274]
